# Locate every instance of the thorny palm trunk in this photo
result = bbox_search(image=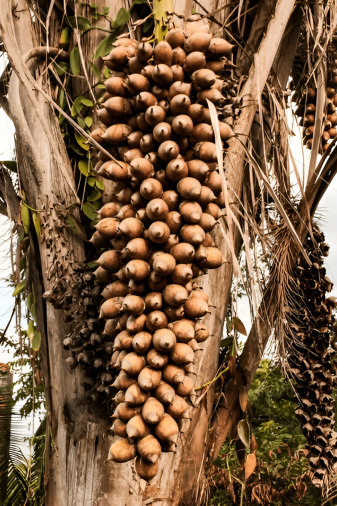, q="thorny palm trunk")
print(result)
[0,0,310,504]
